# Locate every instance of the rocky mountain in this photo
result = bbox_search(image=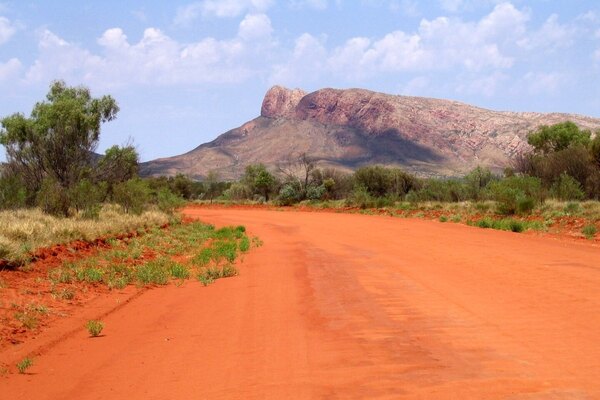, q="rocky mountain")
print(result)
[140,86,600,180]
